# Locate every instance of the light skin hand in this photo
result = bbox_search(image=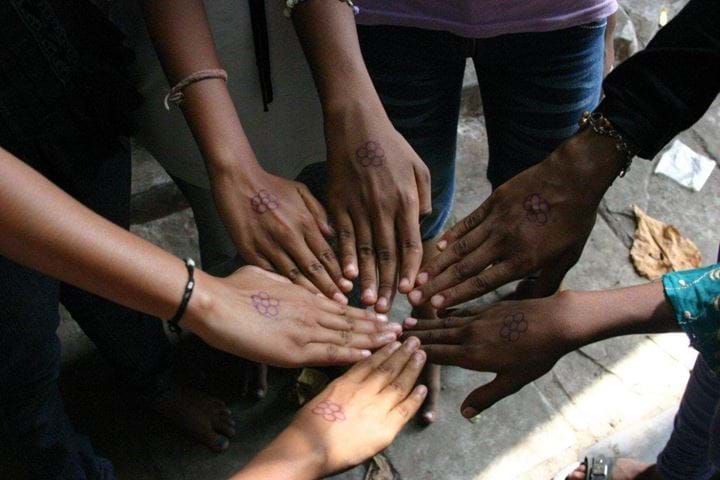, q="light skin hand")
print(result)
[182,265,403,368]
[403,283,678,418]
[410,130,624,310]
[213,168,352,303]
[231,338,428,480]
